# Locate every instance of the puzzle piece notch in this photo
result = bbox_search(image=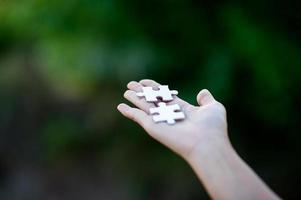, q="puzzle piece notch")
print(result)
[137,85,178,102]
[149,102,185,125]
